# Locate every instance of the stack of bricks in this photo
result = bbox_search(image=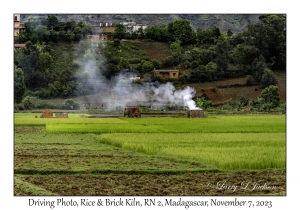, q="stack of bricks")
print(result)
[124,106,141,118]
[40,110,53,118]
[187,109,205,118]
[55,113,68,118]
